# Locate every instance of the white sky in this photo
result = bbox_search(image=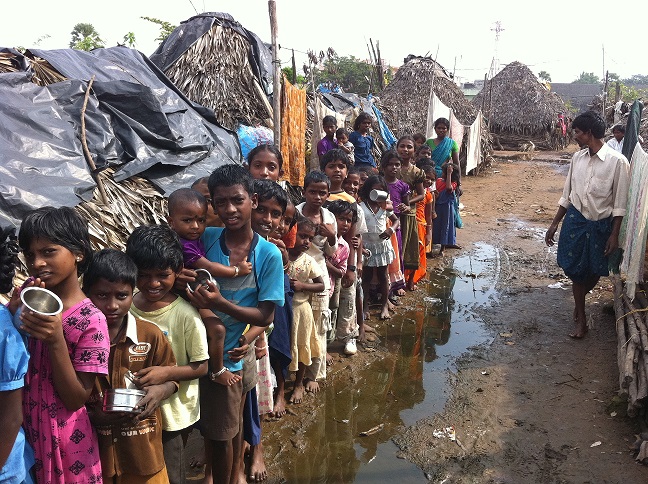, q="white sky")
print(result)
[3,0,646,84]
